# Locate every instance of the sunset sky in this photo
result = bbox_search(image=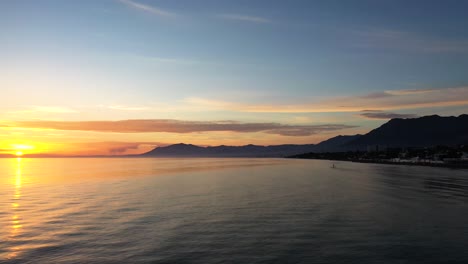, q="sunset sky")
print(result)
[1,0,468,156]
